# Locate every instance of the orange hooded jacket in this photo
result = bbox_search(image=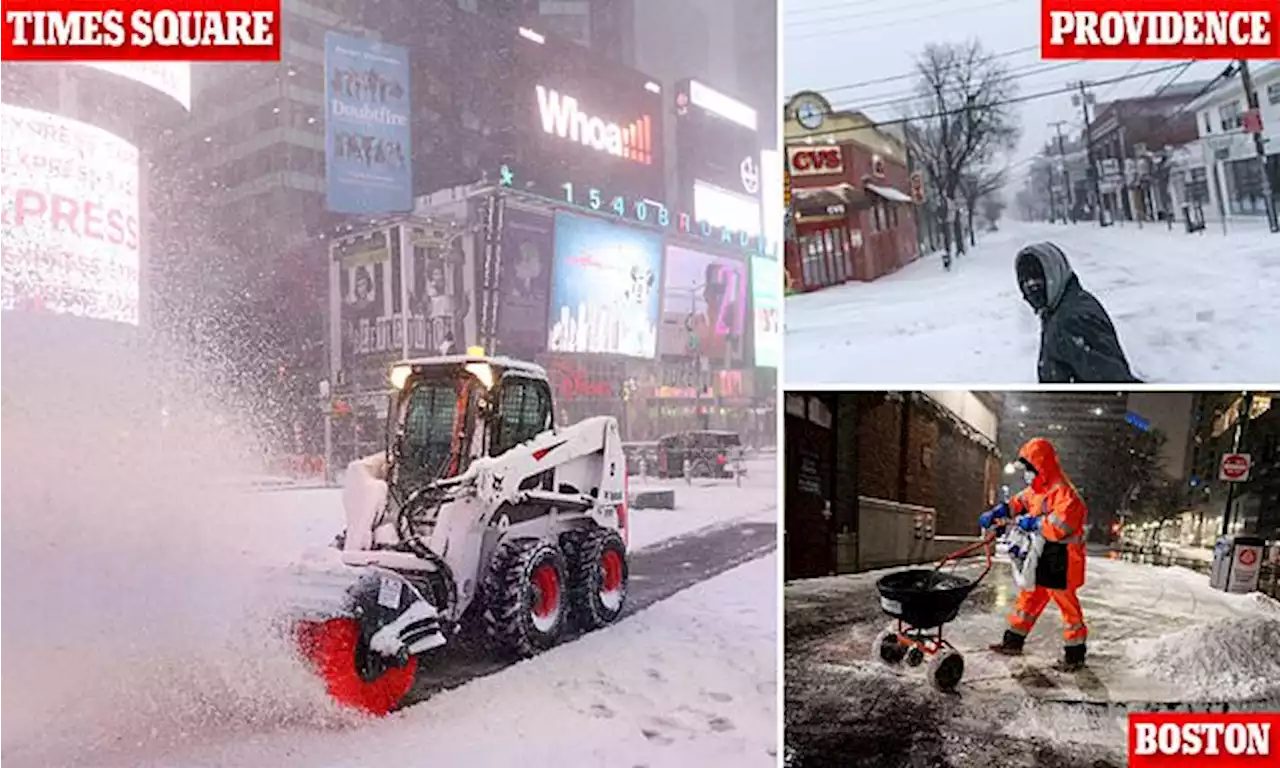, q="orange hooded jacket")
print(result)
[1009,437,1088,590]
